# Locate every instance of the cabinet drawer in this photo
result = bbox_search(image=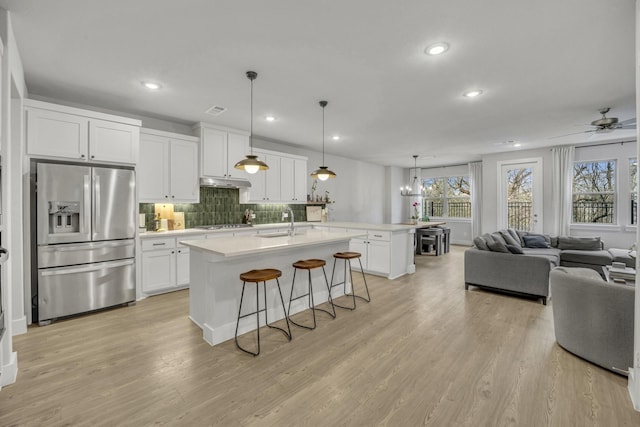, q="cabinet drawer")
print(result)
[142,237,176,251]
[367,230,391,241]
